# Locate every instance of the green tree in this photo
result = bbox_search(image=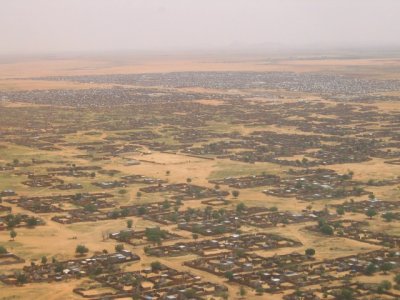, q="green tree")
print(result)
[365,263,377,275]
[184,288,196,298]
[115,244,124,252]
[0,246,7,254]
[224,271,234,281]
[382,212,395,222]
[394,273,400,287]
[239,286,246,298]
[378,280,392,291]
[137,206,147,215]
[145,227,167,245]
[366,208,377,219]
[121,208,129,217]
[320,224,334,236]
[10,230,17,241]
[5,214,22,228]
[381,262,394,274]
[127,219,133,229]
[84,204,96,212]
[305,248,316,257]
[75,245,89,256]
[109,210,121,219]
[27,216,39,227]
[162,199,170,210]
[236,202,246,213]
[353,187,364,196]
[270,206,278,212]
[16,272,27,285]
[41,256,47,264]
[151,261,162,272]
[336,206,345,216]
[335,288,353,300]
[255,287,264,295]
[118,230,131,242]
[232,190,240,198]
[55,263,63,273]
